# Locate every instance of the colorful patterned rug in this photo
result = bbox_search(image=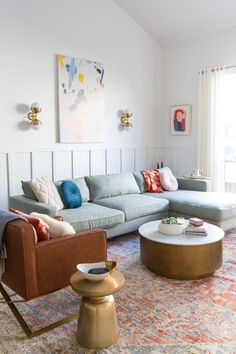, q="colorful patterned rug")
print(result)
[0,231,235,354]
